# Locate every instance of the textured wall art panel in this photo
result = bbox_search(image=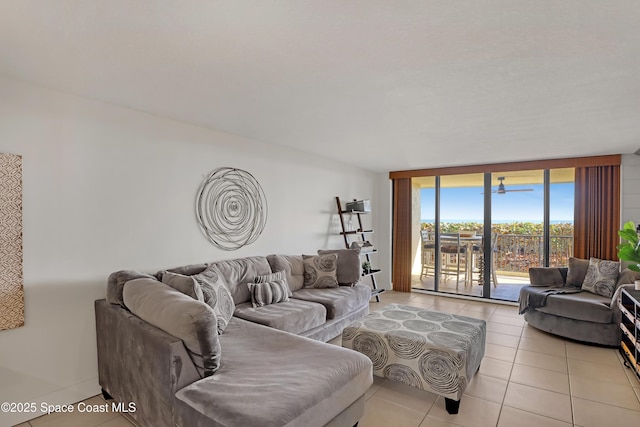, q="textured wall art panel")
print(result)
[0,153,24,330]
[196,167,267,251]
